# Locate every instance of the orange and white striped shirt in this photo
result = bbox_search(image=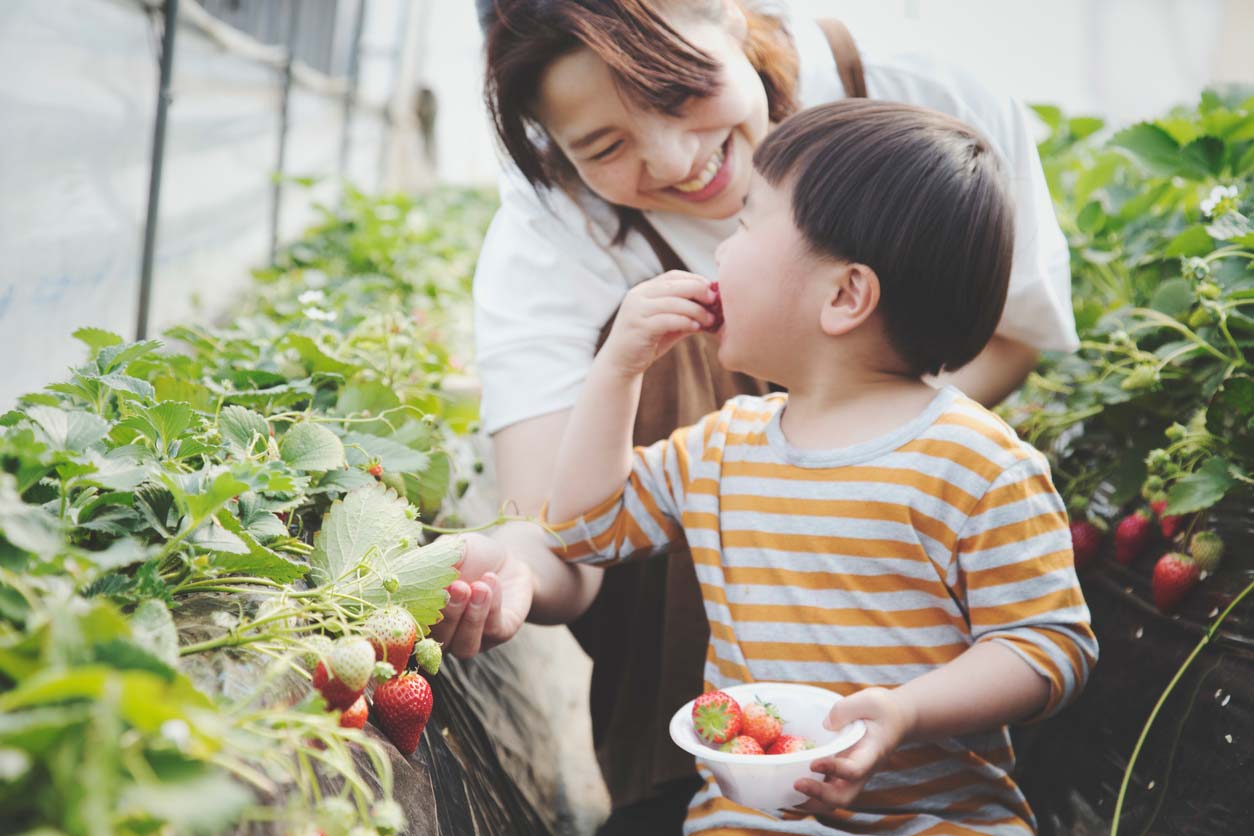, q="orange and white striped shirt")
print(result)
[549,388,1097,835]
